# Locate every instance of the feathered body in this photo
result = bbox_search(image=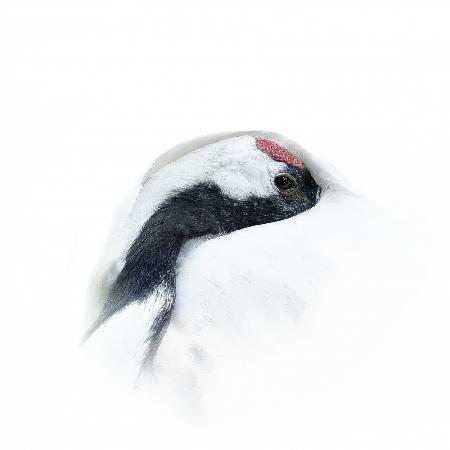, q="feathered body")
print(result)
[84,131,354,387]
